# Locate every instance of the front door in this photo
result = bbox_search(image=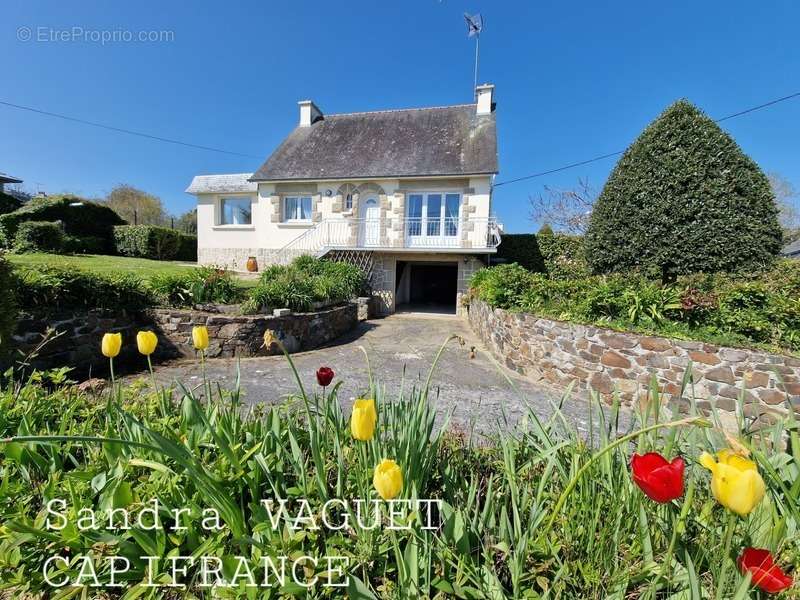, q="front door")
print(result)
[360,197,380,246]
